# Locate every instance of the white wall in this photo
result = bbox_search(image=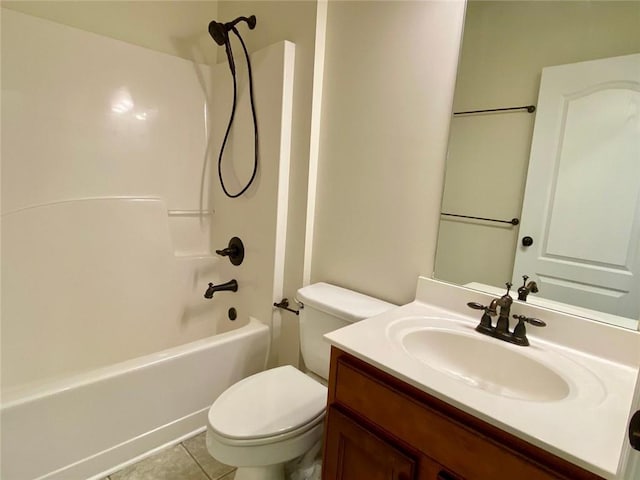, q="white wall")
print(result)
[311,0,466,305]
[435,0,640,288]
